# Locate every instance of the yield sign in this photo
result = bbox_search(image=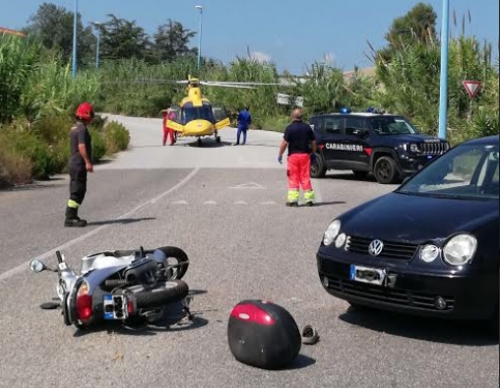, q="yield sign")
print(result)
[462,80,482,99]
